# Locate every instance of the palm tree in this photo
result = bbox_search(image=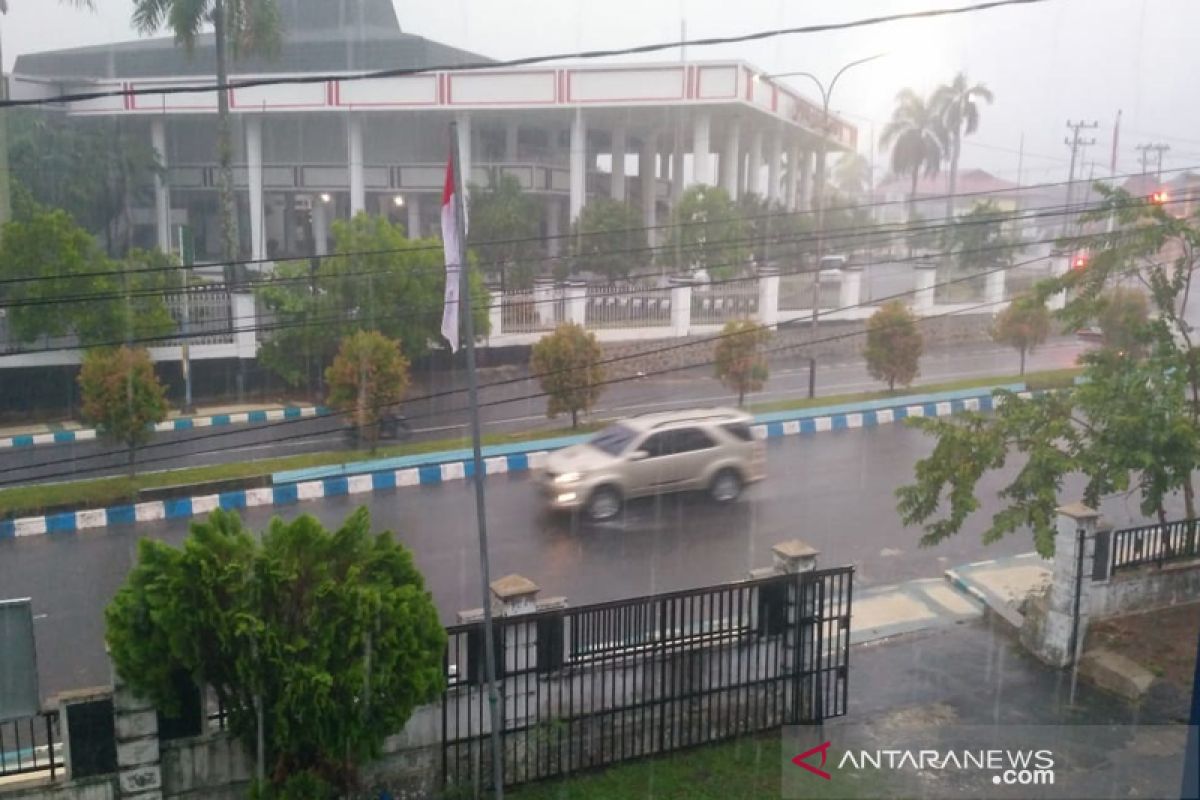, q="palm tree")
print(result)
[933,72,994,219]
[880,89,947,220]
[832,152,872,200]
[131,0,282,282]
